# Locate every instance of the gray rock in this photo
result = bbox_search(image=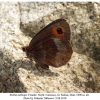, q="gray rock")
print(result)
[0,2,100,92]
